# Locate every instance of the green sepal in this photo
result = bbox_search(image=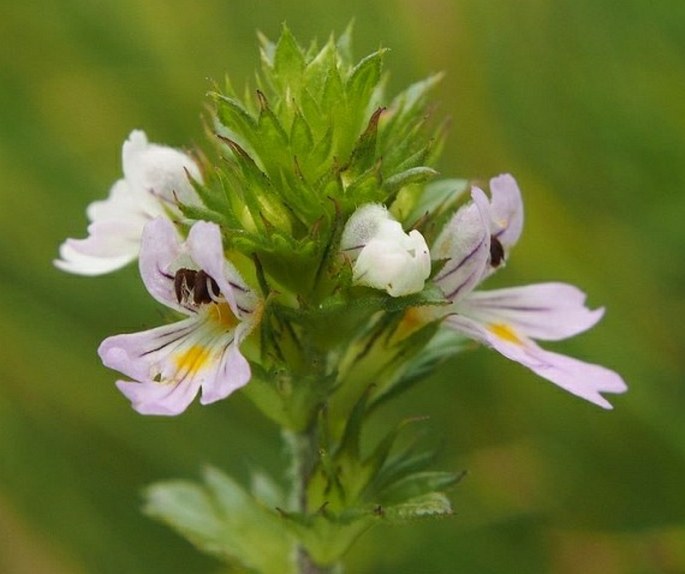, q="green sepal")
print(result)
[143,467,295,574]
